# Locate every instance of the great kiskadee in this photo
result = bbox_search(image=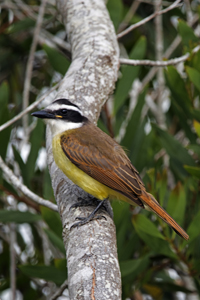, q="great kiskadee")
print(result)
[32,98,189,240]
